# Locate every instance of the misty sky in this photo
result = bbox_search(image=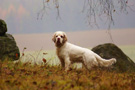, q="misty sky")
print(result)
[0,0,135,34]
